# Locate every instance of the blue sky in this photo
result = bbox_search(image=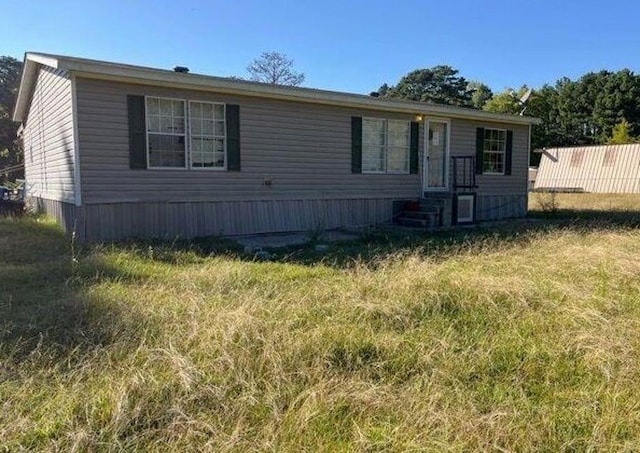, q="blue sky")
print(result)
[2,0,639,94]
